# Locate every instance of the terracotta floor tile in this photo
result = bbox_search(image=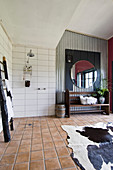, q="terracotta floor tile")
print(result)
[59,156,75,169]
[0,114,113,170]
[43,142,54,150]
[45,158,60,170]
[14,162,29,170]
[0,142,8,148]
[23,131,32,135]
[56,147,69,157]
[42,133,51,138]
[62,168,77,170]
[51,131,60,137]
[32,138,42,145]
[54,140,66,148]
[32,133,41,138]
[52,135,63,141]
[8,141,20,147]
[0,164,13,170]
[44,149,57,159]
[42,136,52,142]
[5,146,18,155]
[21,139,31,146]
[41,128,49,133]
[0,148,5,155]
[30,160,44,170]
[22,134,32,140]
[31,144,42,151]
[16,152,29,163]
[12,135,22,141]
[30,150,43,161]
[18,145,30,153]
[0,154,15,165]
[49,128,58,133]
